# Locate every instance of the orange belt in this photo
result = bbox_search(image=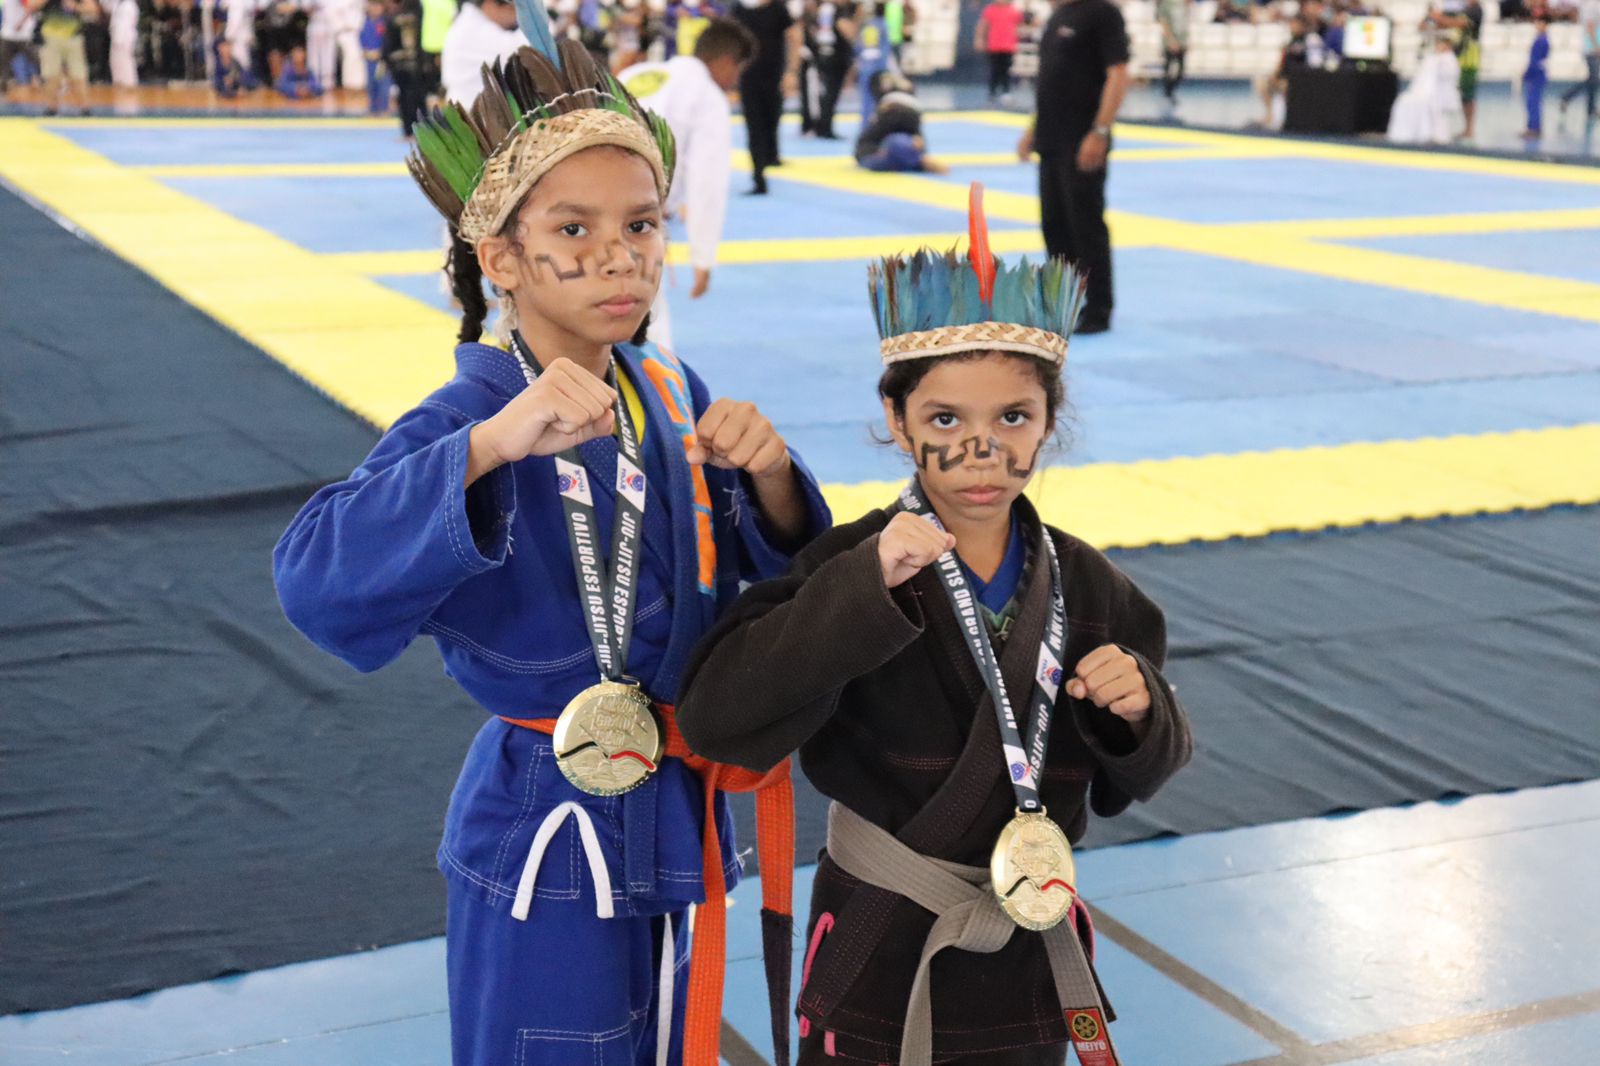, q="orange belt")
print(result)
[500,706,794,1066]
